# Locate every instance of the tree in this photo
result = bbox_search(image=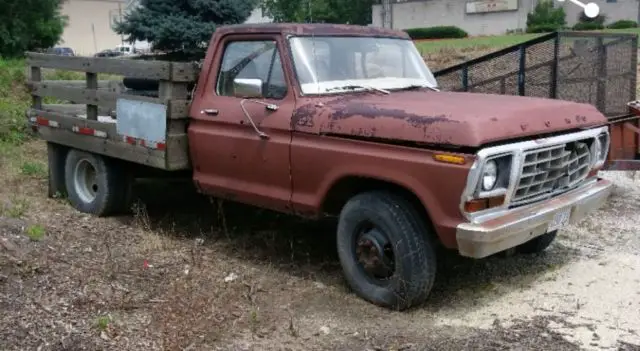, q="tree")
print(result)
[526,0,566,33]
[261,0,373,26]
[114,0,257,58]
[0,0,68,58]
